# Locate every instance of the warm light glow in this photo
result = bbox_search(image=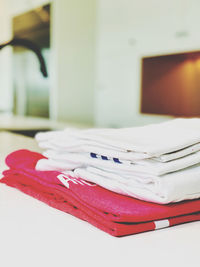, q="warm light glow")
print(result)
[141,51,200,116]
[195,58,200,70]
[182,60,194,76]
